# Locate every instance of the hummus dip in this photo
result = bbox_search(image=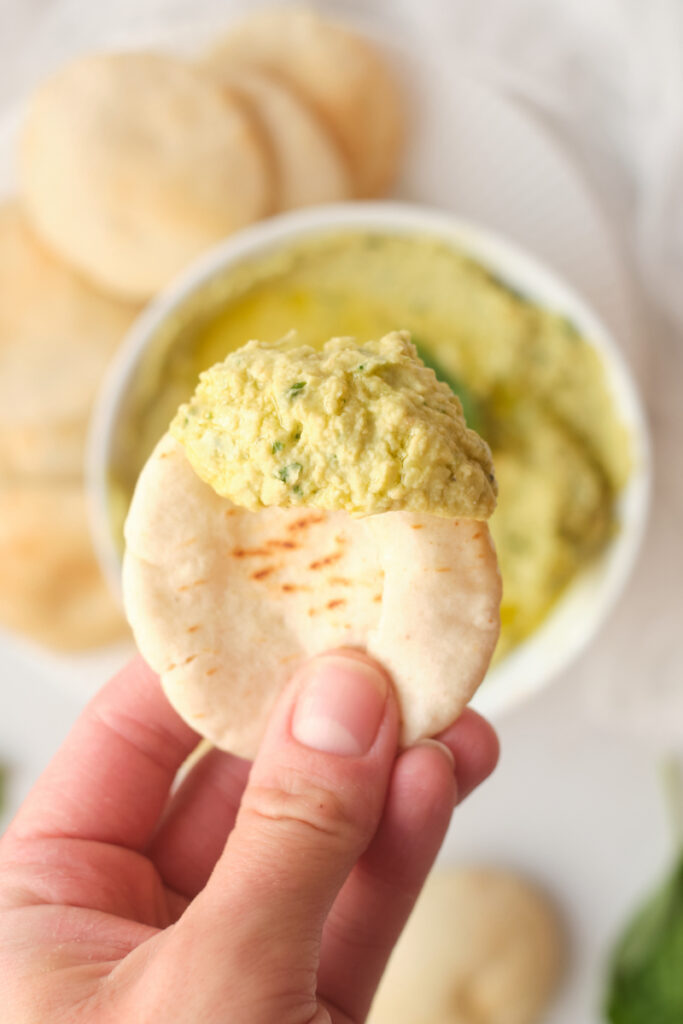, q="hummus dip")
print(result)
[112,231,629,659]
[171,331,496,518]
